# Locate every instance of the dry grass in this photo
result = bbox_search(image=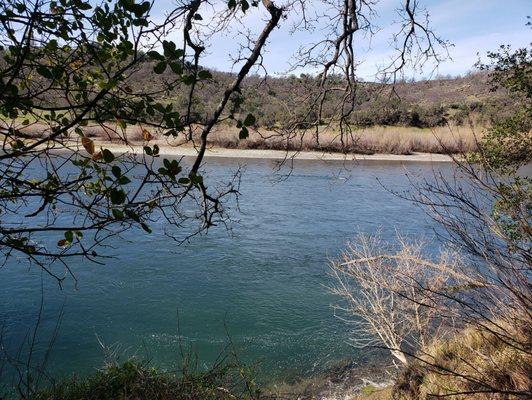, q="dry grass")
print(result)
[1,119,481,155]
[207,124,481,155]
[394,322,532,399]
